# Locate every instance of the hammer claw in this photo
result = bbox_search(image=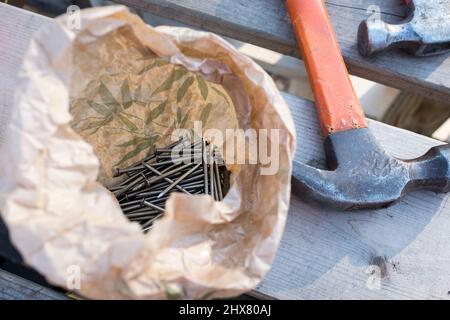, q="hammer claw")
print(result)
[292,129,450,210]
[285,0,450,210]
